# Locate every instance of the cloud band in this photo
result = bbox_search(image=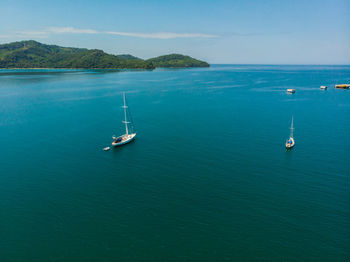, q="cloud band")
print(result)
[13,27,217,39]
